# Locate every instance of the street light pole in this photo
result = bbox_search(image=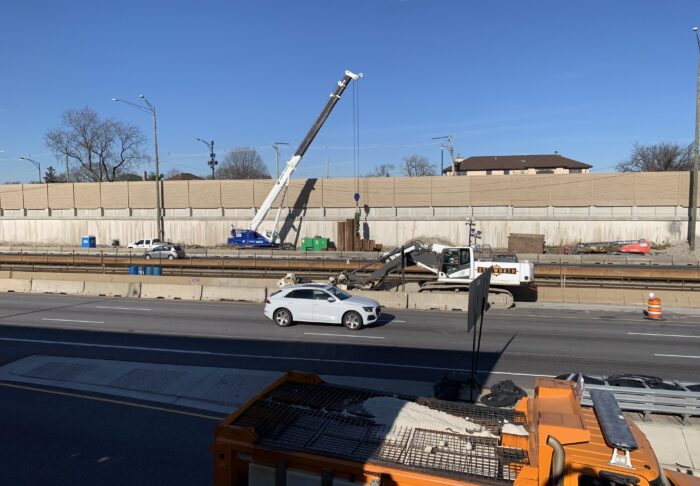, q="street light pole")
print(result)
[196,138,217,179]
[432,136,453,175]
[18,156,41,182]
[112,95,164,242]
[272,142,289,179]
[690,27,700,251]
